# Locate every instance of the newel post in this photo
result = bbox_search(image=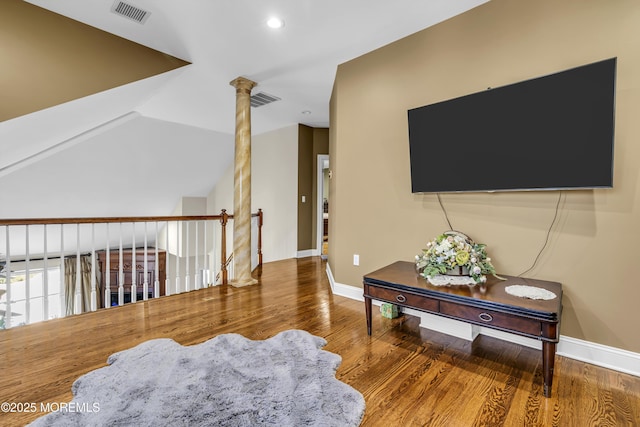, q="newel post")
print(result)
[258,209,263,267]
[220,209,228,285]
